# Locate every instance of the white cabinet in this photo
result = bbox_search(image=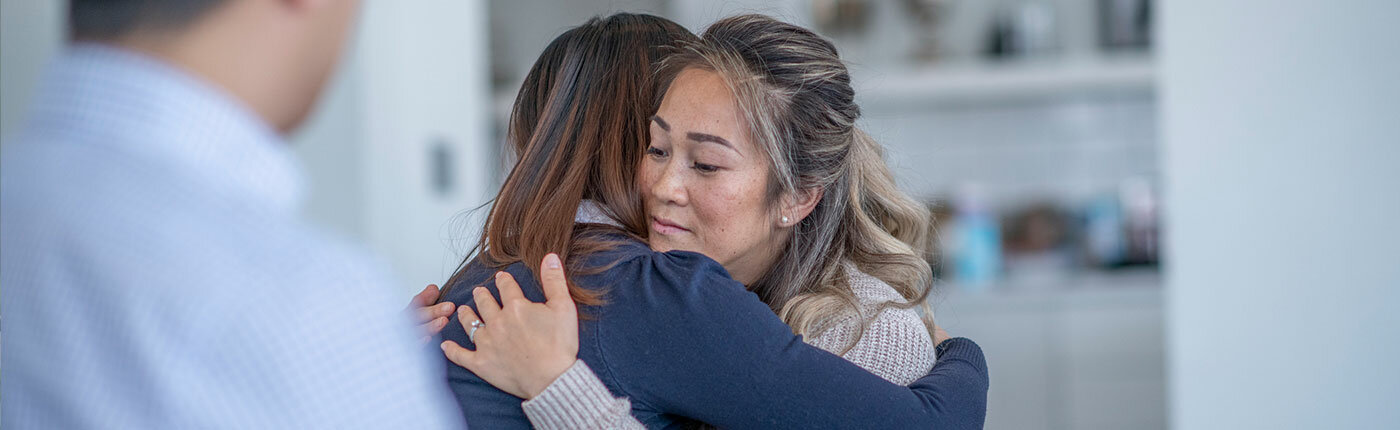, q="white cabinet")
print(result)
[936,274,1165,430]
[941,303,1056,430]
[1059,303,1166,429]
